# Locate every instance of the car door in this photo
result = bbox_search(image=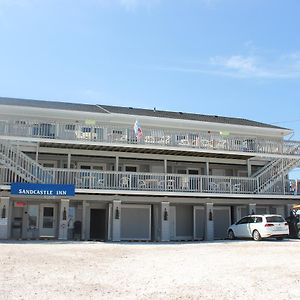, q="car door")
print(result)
[245,216,255,238]
[234,217,250,237]
[248,216,263,237]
